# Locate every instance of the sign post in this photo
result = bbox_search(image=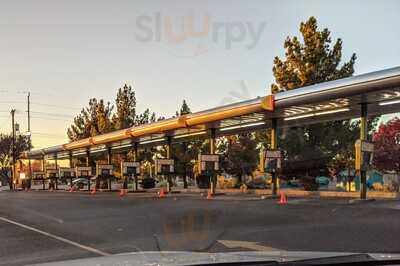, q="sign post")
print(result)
[96,164,113,191]
[265,149,282,195]
[46,167,59,190]
[121,162,141,191]
[59,168,76,189]
[355,139,374,199]
[198,154,219,195]
[155,159,174,192]
[76,166,93,191]
[32,171,45,190]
